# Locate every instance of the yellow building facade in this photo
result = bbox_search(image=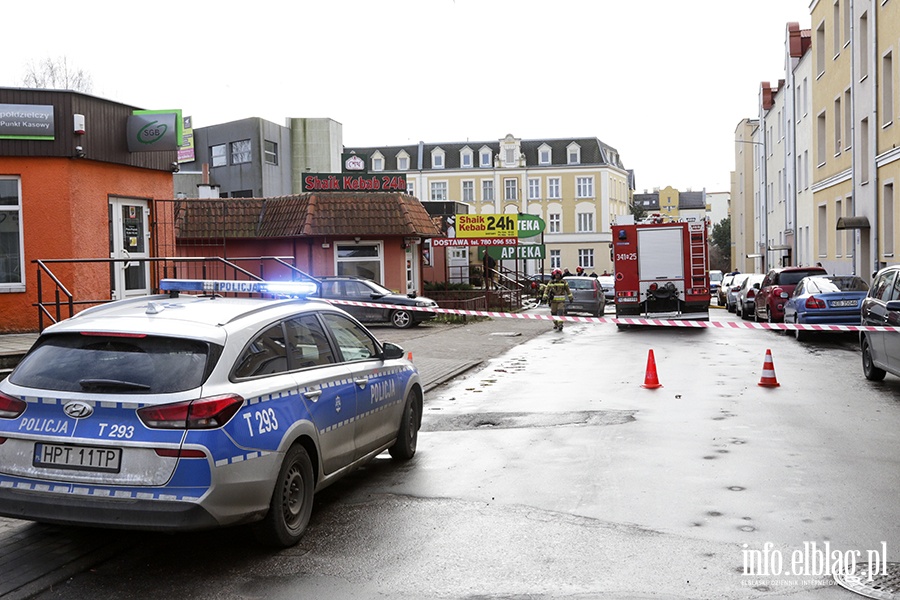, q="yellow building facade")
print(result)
[350,134,632,275]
